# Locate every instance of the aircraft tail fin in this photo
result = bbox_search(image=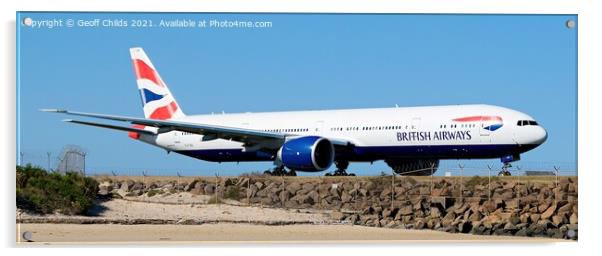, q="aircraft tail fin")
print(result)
[130,47,185,120]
